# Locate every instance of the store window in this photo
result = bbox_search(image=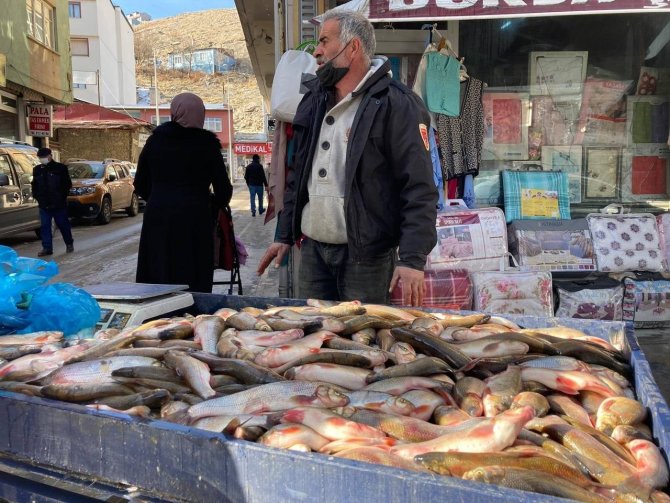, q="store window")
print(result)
[71,37,89,56]
[27,0,56,50]
[150,115,170,126]
[68,1,81,18]
[204,117,222,132]
[453,13,670,214]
